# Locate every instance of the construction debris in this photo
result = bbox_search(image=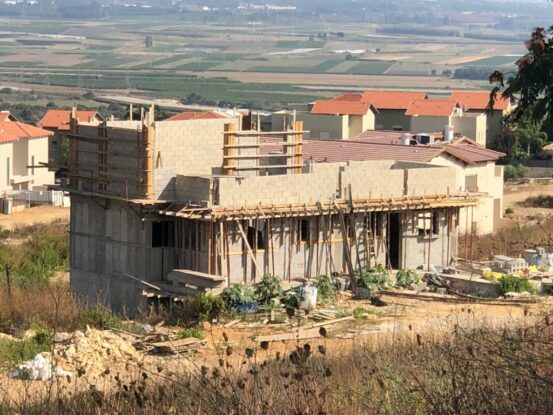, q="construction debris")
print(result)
[10,353,72,381]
